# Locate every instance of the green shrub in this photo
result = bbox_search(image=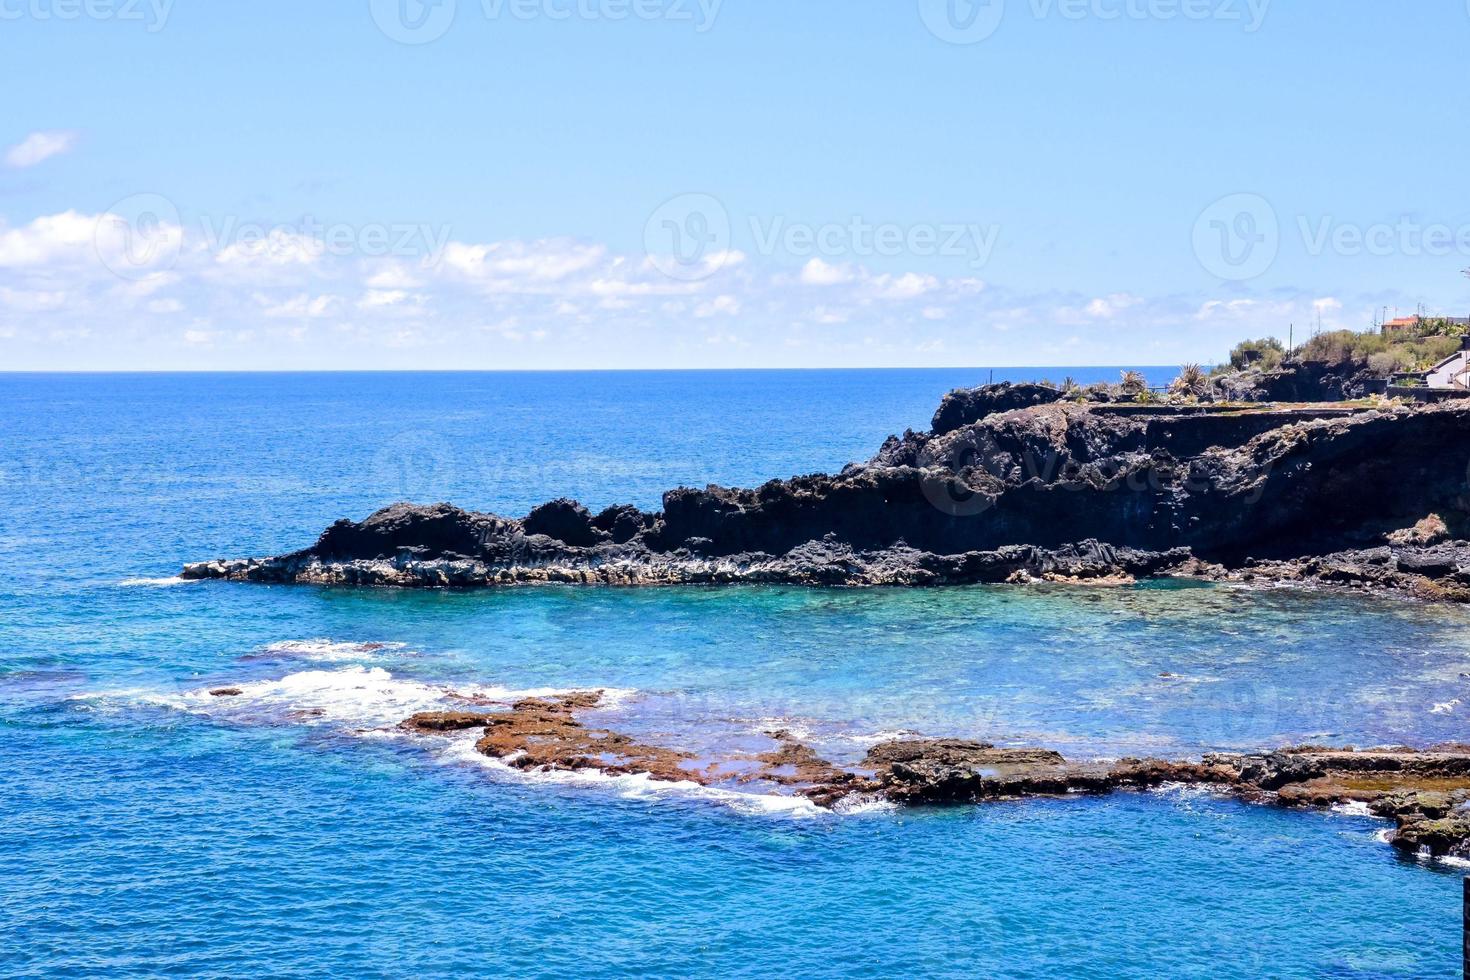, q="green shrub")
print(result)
[1228,337,1285,371]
